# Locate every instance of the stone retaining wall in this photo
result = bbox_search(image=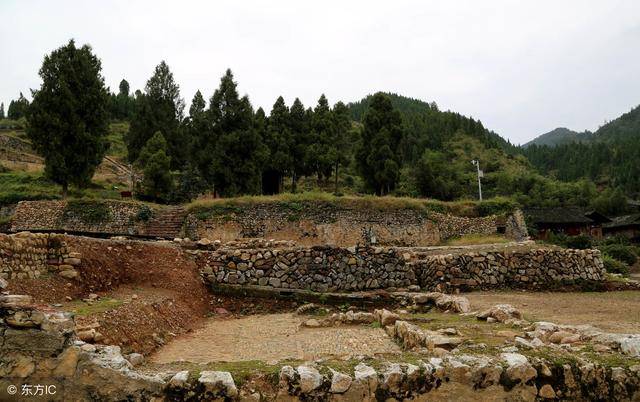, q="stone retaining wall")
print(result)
[187,201,528,246]
[10,200,185,239]
[196,246,415,292]
[0,232,82,280]
[416,248,606,291]
[195,245,605,292]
